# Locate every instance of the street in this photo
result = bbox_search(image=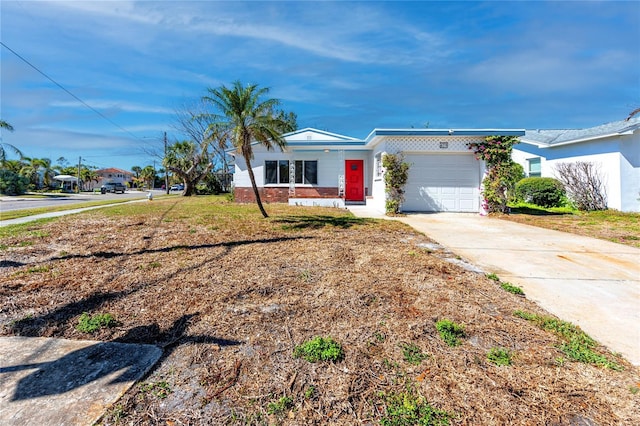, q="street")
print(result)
[0,190,165,212]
